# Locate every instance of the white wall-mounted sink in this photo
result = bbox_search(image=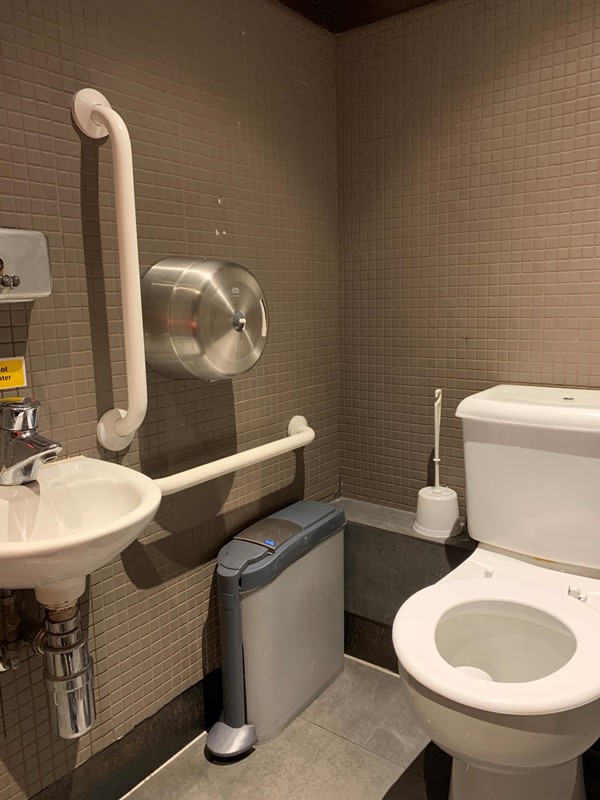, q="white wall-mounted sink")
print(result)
[0,456,161,608]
